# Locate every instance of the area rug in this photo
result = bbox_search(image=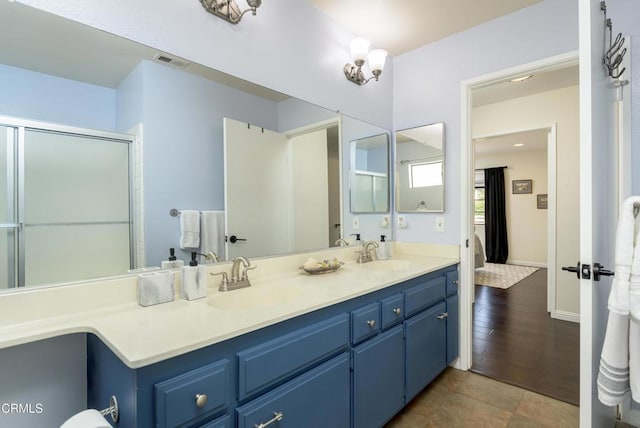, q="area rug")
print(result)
[474,263,539,289]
